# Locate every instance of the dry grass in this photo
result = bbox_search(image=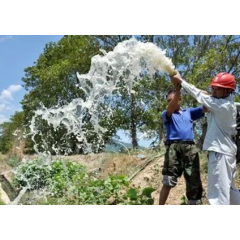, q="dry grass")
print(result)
[0,153,8,174]
[59,150,163,180]
[62,152,150,179]
[98,154,142,179]
[0,153,15,195]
